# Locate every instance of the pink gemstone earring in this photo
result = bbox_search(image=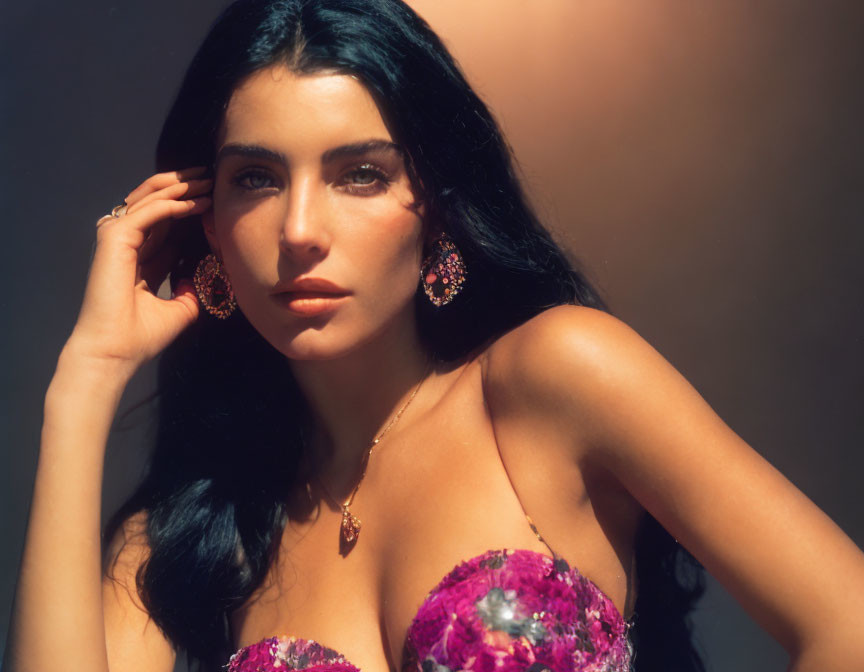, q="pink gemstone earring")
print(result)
[192,253,237,319]
[420,233,467,307]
